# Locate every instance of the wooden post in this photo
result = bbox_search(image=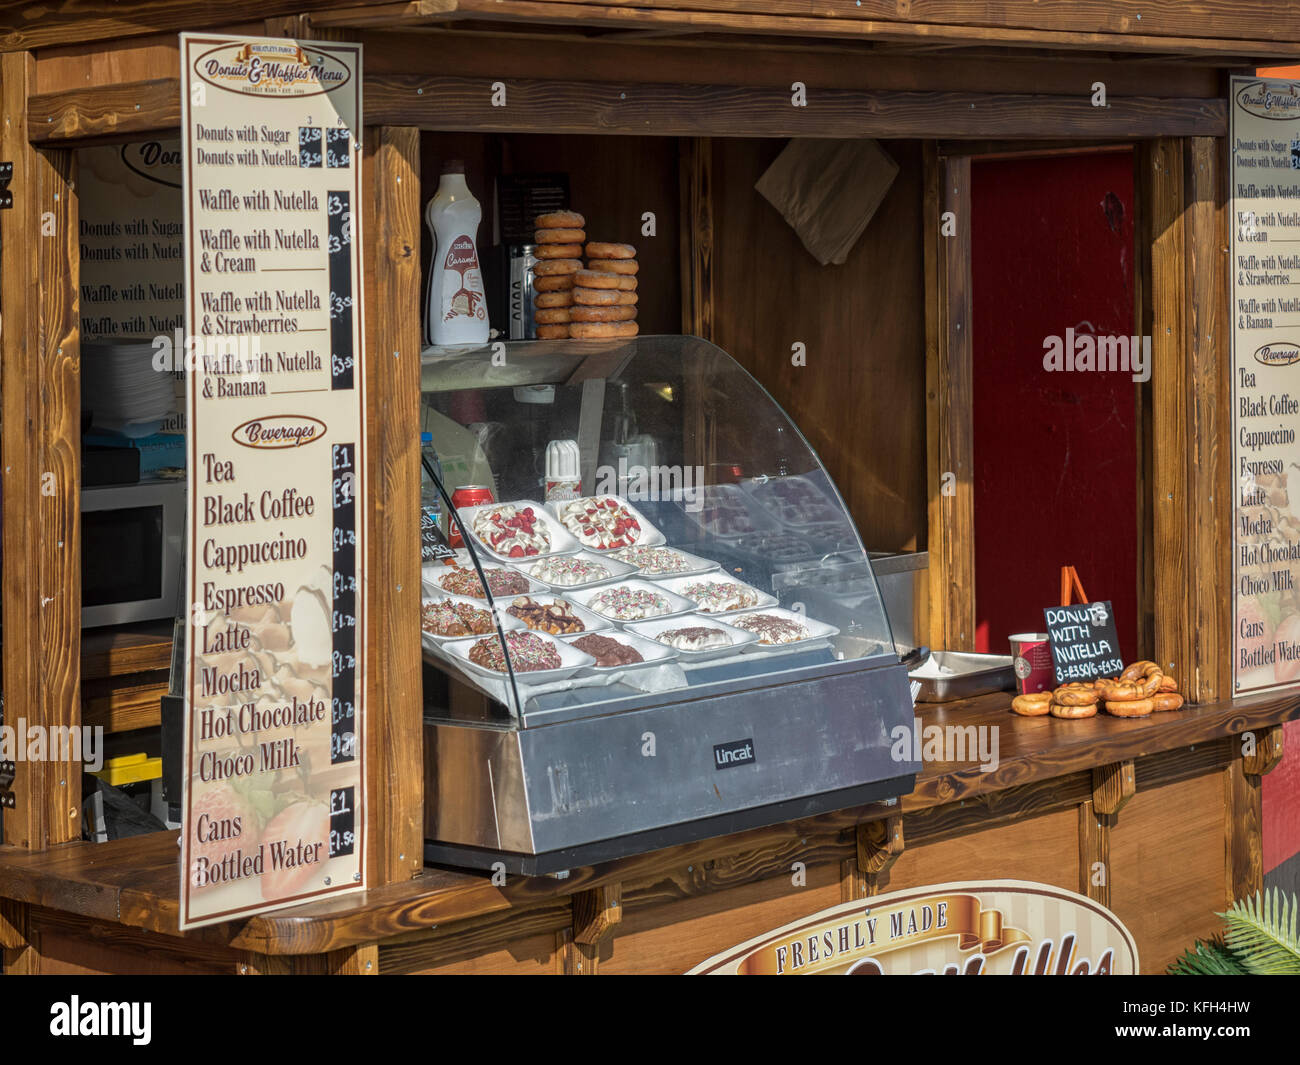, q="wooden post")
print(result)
[361,126,424,886]
[678,137,713,339]
[924,144,975,651]
[1,51,82,849]
[1145,136,1229,702]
